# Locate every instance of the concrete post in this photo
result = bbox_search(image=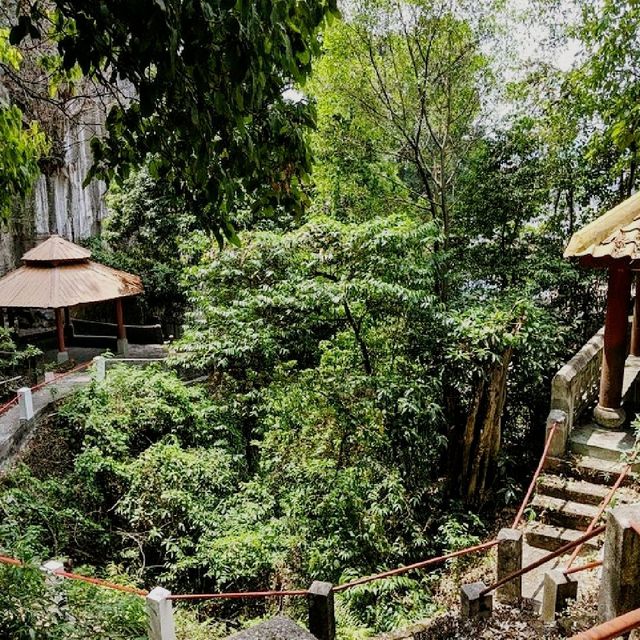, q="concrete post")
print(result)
[496,528,523,605]
[41,560,64,578]
[17,387,34,423]
[460,582,493,619]
[117,338,129,357]
[93,356,106,382]
[309,581,335,640]
[546,410,568,459]
[599,504,640,621]
[40,560,64,588]
[146,587,177,640]
[541,570,578,623]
